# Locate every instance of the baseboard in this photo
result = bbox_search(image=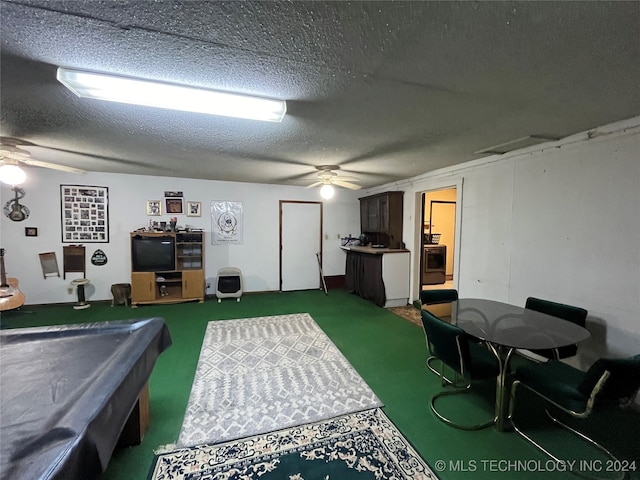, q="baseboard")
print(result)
[324,275,346,289]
